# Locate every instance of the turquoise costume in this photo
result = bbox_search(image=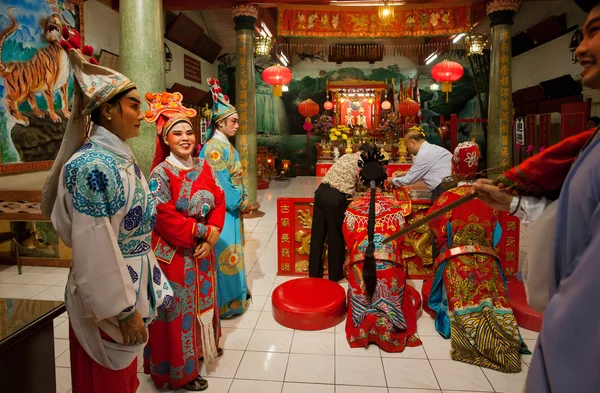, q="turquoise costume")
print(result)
[199,77,251,318]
